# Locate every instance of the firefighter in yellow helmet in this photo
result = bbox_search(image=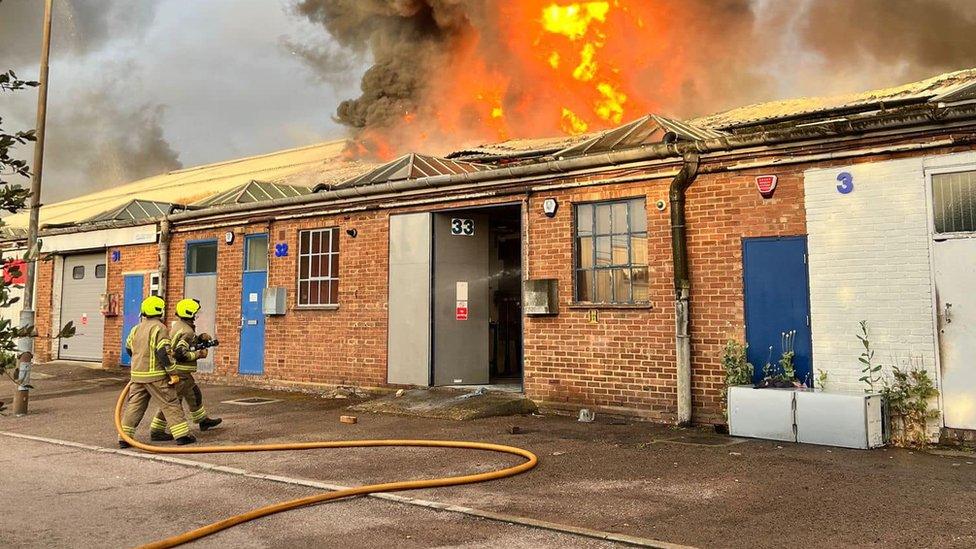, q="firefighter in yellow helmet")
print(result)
[118,296,195,448]
[148,298,222,440]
